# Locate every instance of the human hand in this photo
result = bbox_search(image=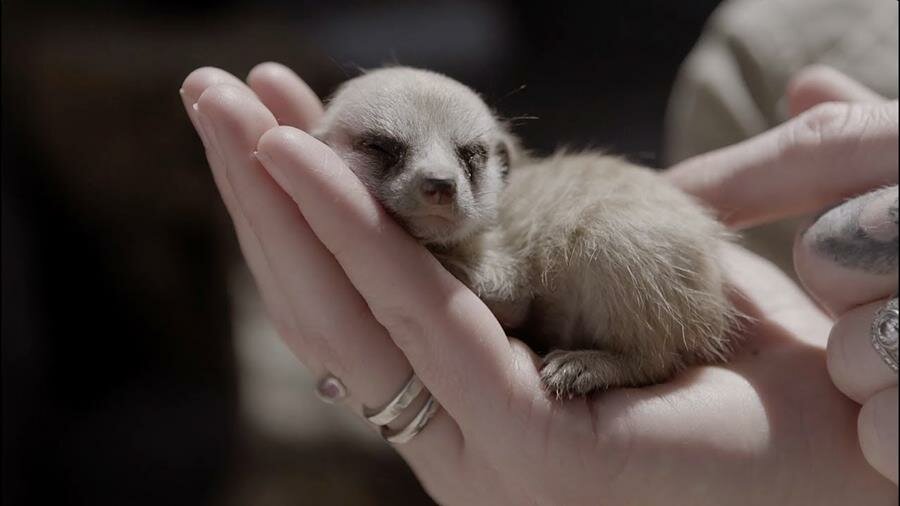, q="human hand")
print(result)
[668,65,898,484]
[181,63,896,505]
